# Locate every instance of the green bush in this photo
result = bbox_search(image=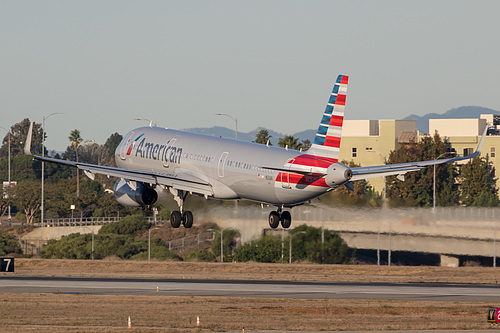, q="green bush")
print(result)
[99,214,148,236]
[0,231,22,256]
[234,235,282,263]
[41,233,90,259]
[289,224,355,264]
[185,249,216,262]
